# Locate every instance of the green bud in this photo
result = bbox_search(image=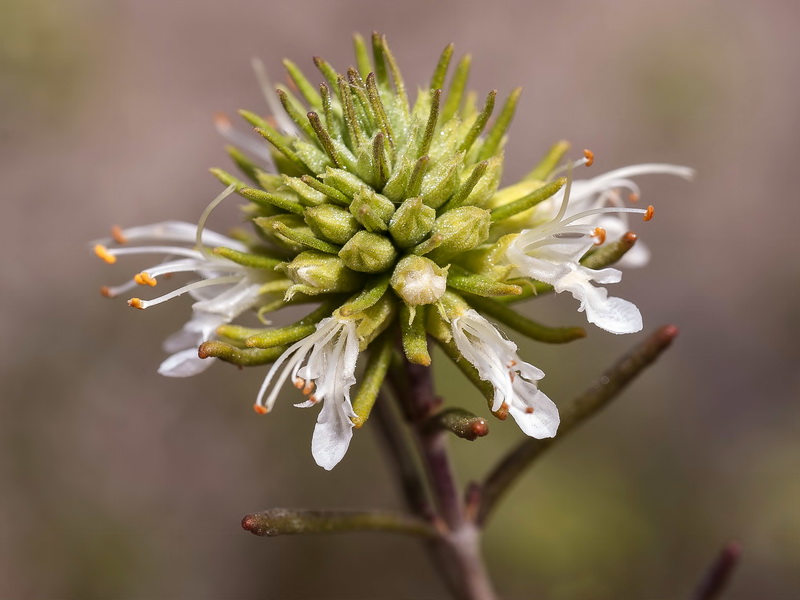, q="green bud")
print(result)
[304,204,361,245]
[349,188,395,232]
[390,256,448,306]
[321,167,367,198]
[282,250,362,298]
[282,174,328,206]
[354,294,396,350]
[253,214,308,253]
[419,152,462,209]
[425,206,491,263]
[339,231,398,273]
[388,197,436,248]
